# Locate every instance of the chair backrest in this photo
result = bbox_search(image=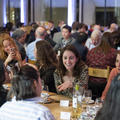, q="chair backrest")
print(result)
[88,66,110,79]
[28,59,36,65]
